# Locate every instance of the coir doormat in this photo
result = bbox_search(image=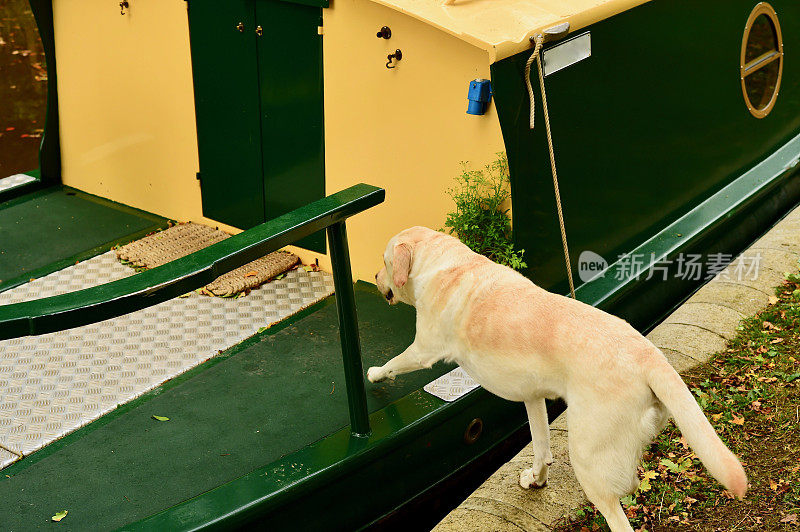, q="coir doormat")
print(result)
[115,223,299,297]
